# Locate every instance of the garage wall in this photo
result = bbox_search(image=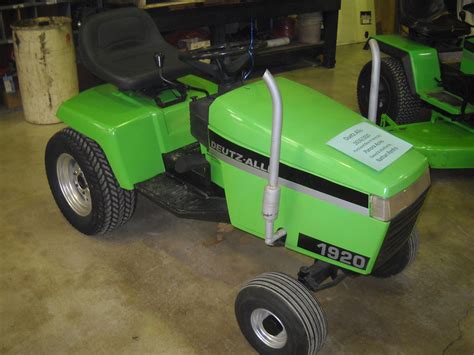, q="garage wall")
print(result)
[337,0,376,45]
